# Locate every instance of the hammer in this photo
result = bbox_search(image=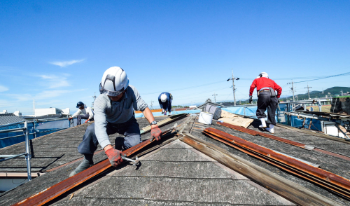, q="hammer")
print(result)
[121,155,141,167]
